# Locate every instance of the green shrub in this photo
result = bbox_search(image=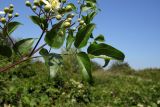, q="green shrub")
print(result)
[135,68,160,81]
[108,62,135,75]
